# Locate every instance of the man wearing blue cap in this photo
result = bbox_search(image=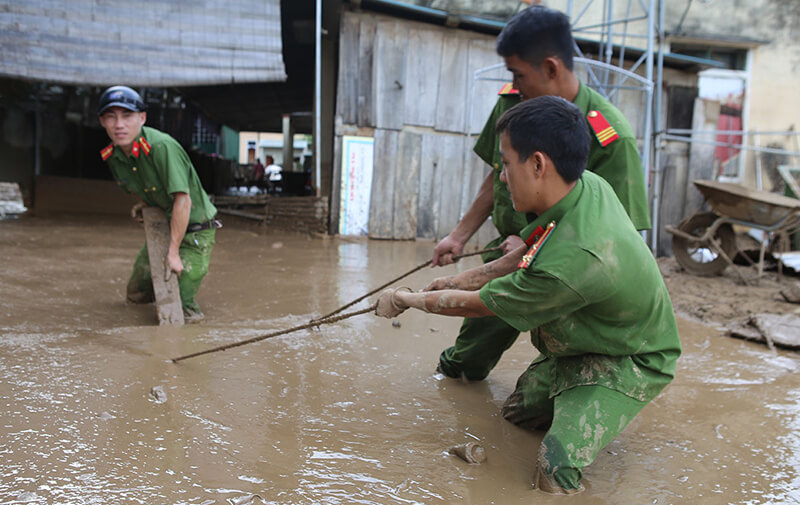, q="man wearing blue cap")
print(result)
[97,85,220,323]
